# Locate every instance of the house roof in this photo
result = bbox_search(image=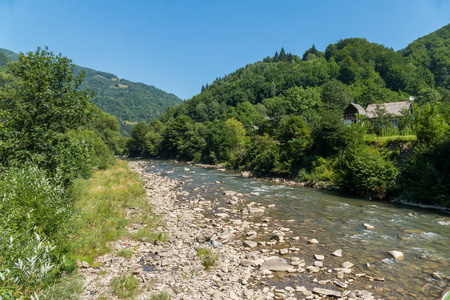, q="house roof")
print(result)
[351,103,366,115]
[365,101,412,119]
